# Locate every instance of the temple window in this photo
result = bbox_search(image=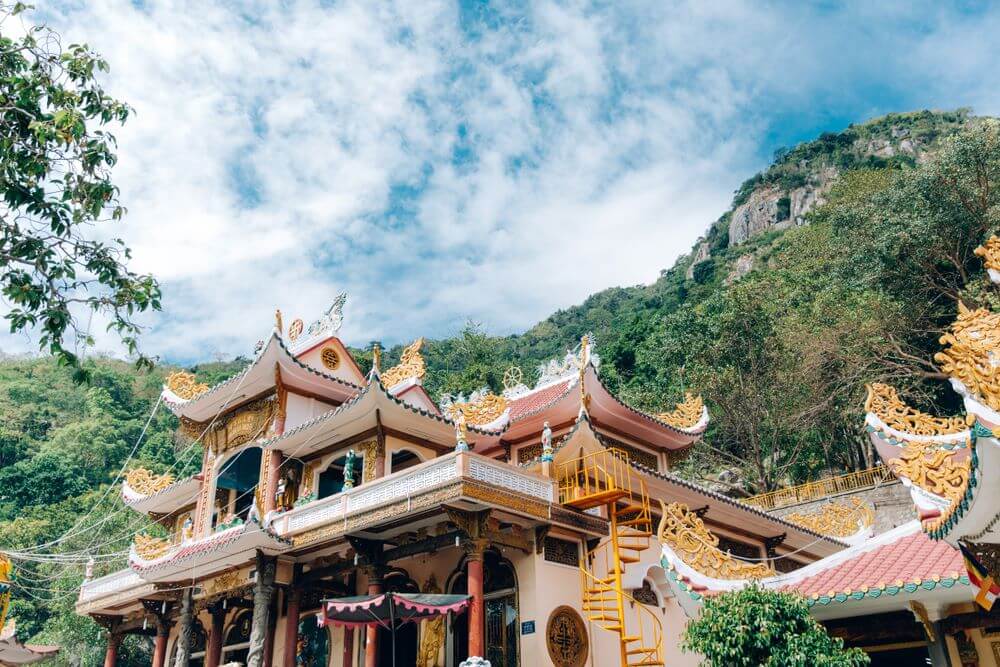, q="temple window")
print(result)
[389,449,421,474]
[213,446,262,529]
[317,452,362,500]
